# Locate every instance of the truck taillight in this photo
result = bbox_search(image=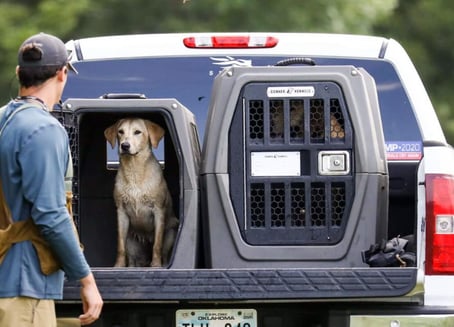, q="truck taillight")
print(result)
[183,36,278,48]
[426,174,454,274]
